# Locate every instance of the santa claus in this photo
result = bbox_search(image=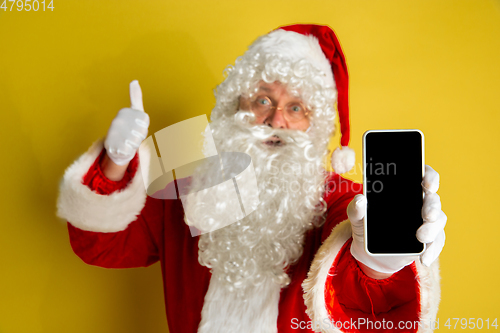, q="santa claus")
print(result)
[57,24,445,333]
